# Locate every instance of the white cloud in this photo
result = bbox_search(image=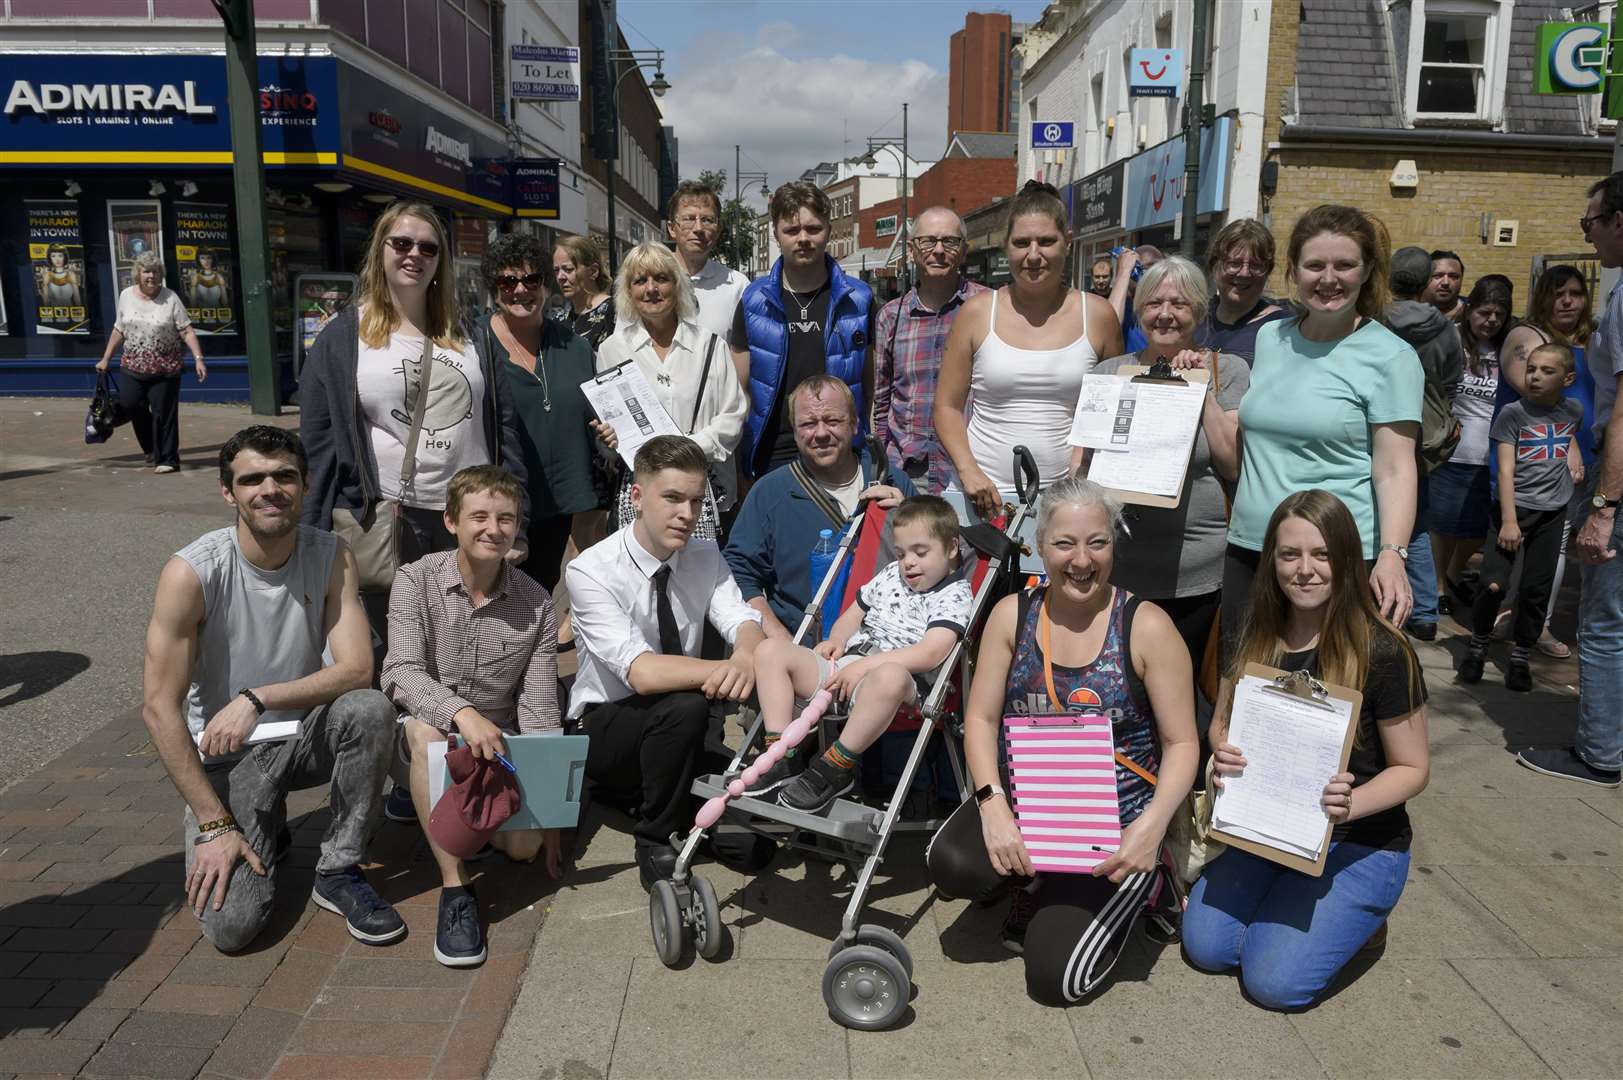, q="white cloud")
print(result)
[658,39,948,211]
